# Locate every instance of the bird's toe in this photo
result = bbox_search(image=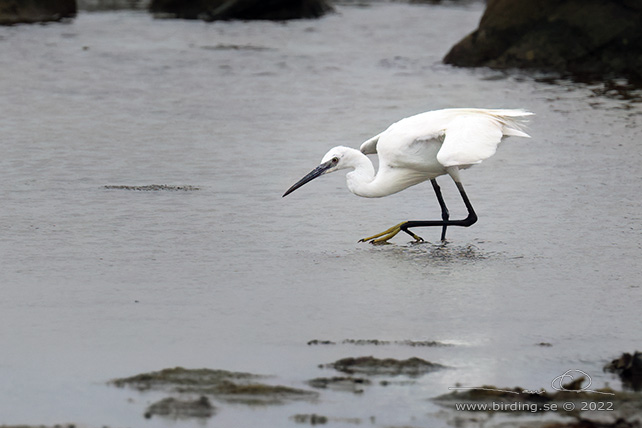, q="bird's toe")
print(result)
[370,239,392,245]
